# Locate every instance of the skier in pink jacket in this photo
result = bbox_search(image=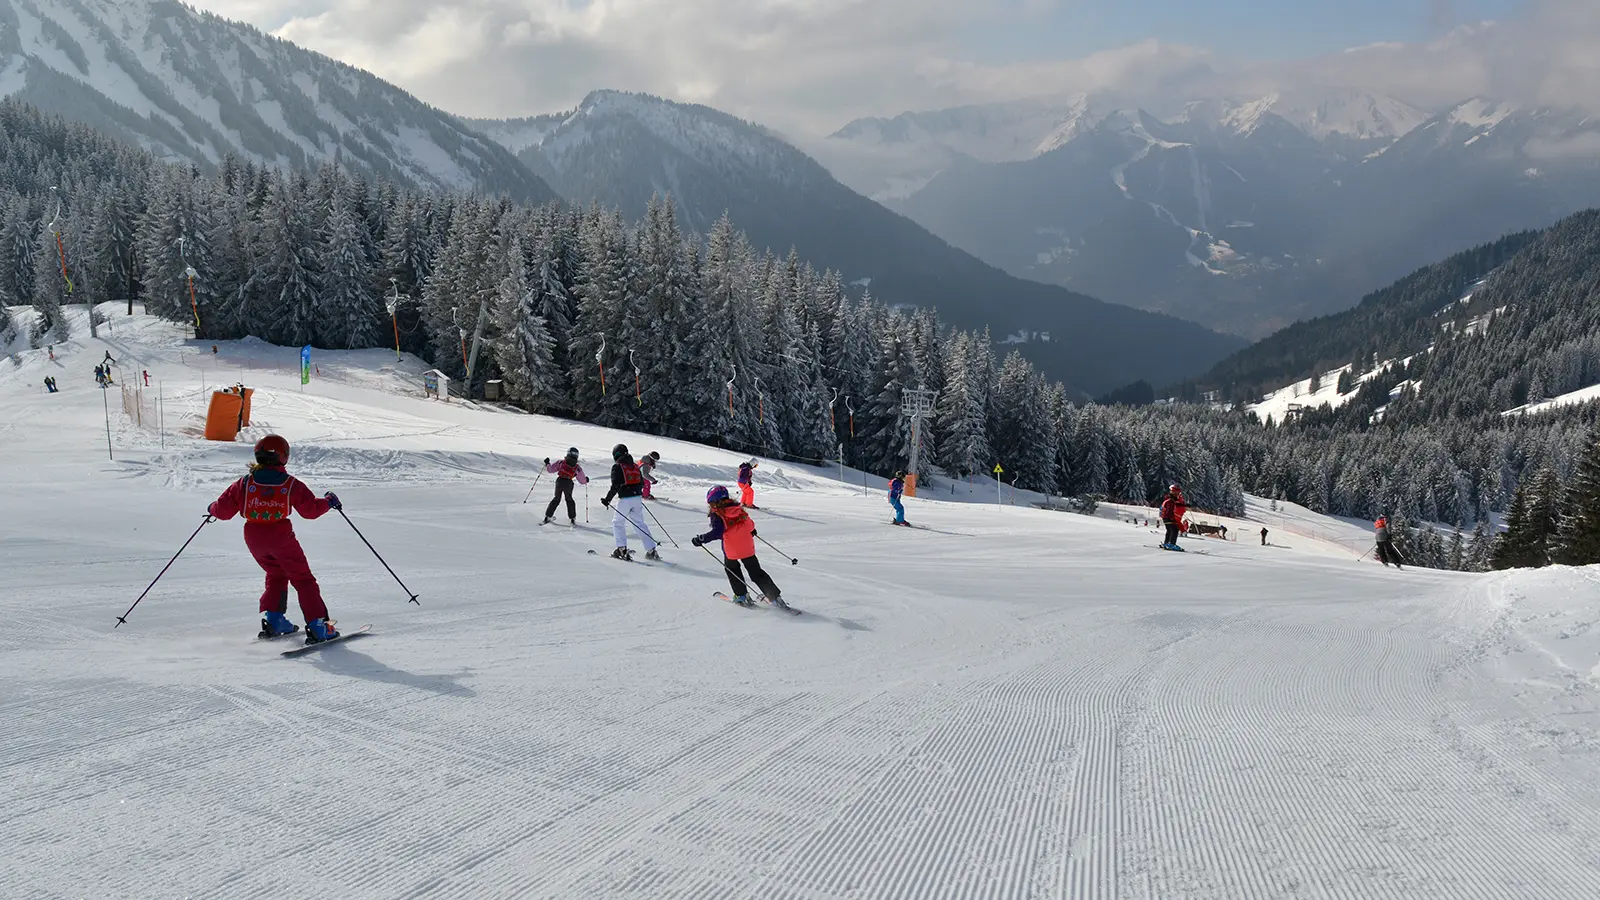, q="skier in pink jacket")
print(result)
[542,447,589,525]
